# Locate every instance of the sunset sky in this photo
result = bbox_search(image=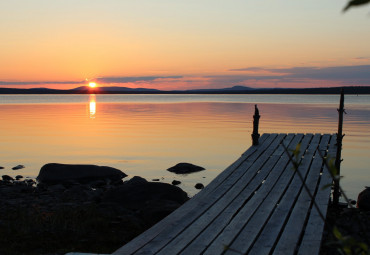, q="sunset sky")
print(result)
[0,0,369,90]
